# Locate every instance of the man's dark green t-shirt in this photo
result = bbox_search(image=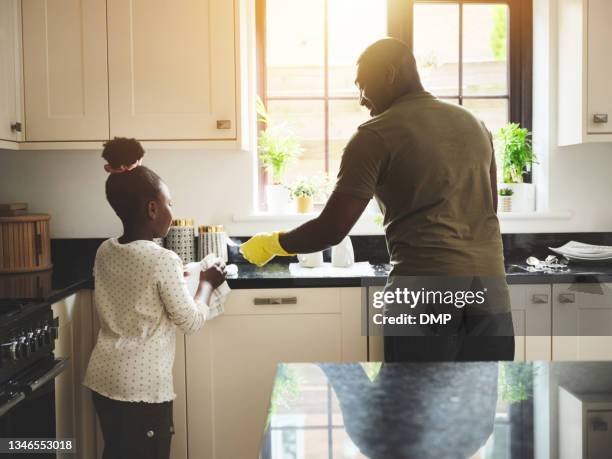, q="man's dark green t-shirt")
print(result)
[335,91,505,276]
